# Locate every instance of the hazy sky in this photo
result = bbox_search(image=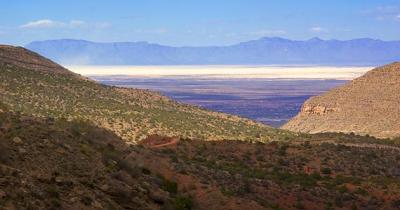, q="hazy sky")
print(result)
[1,0,400,46]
